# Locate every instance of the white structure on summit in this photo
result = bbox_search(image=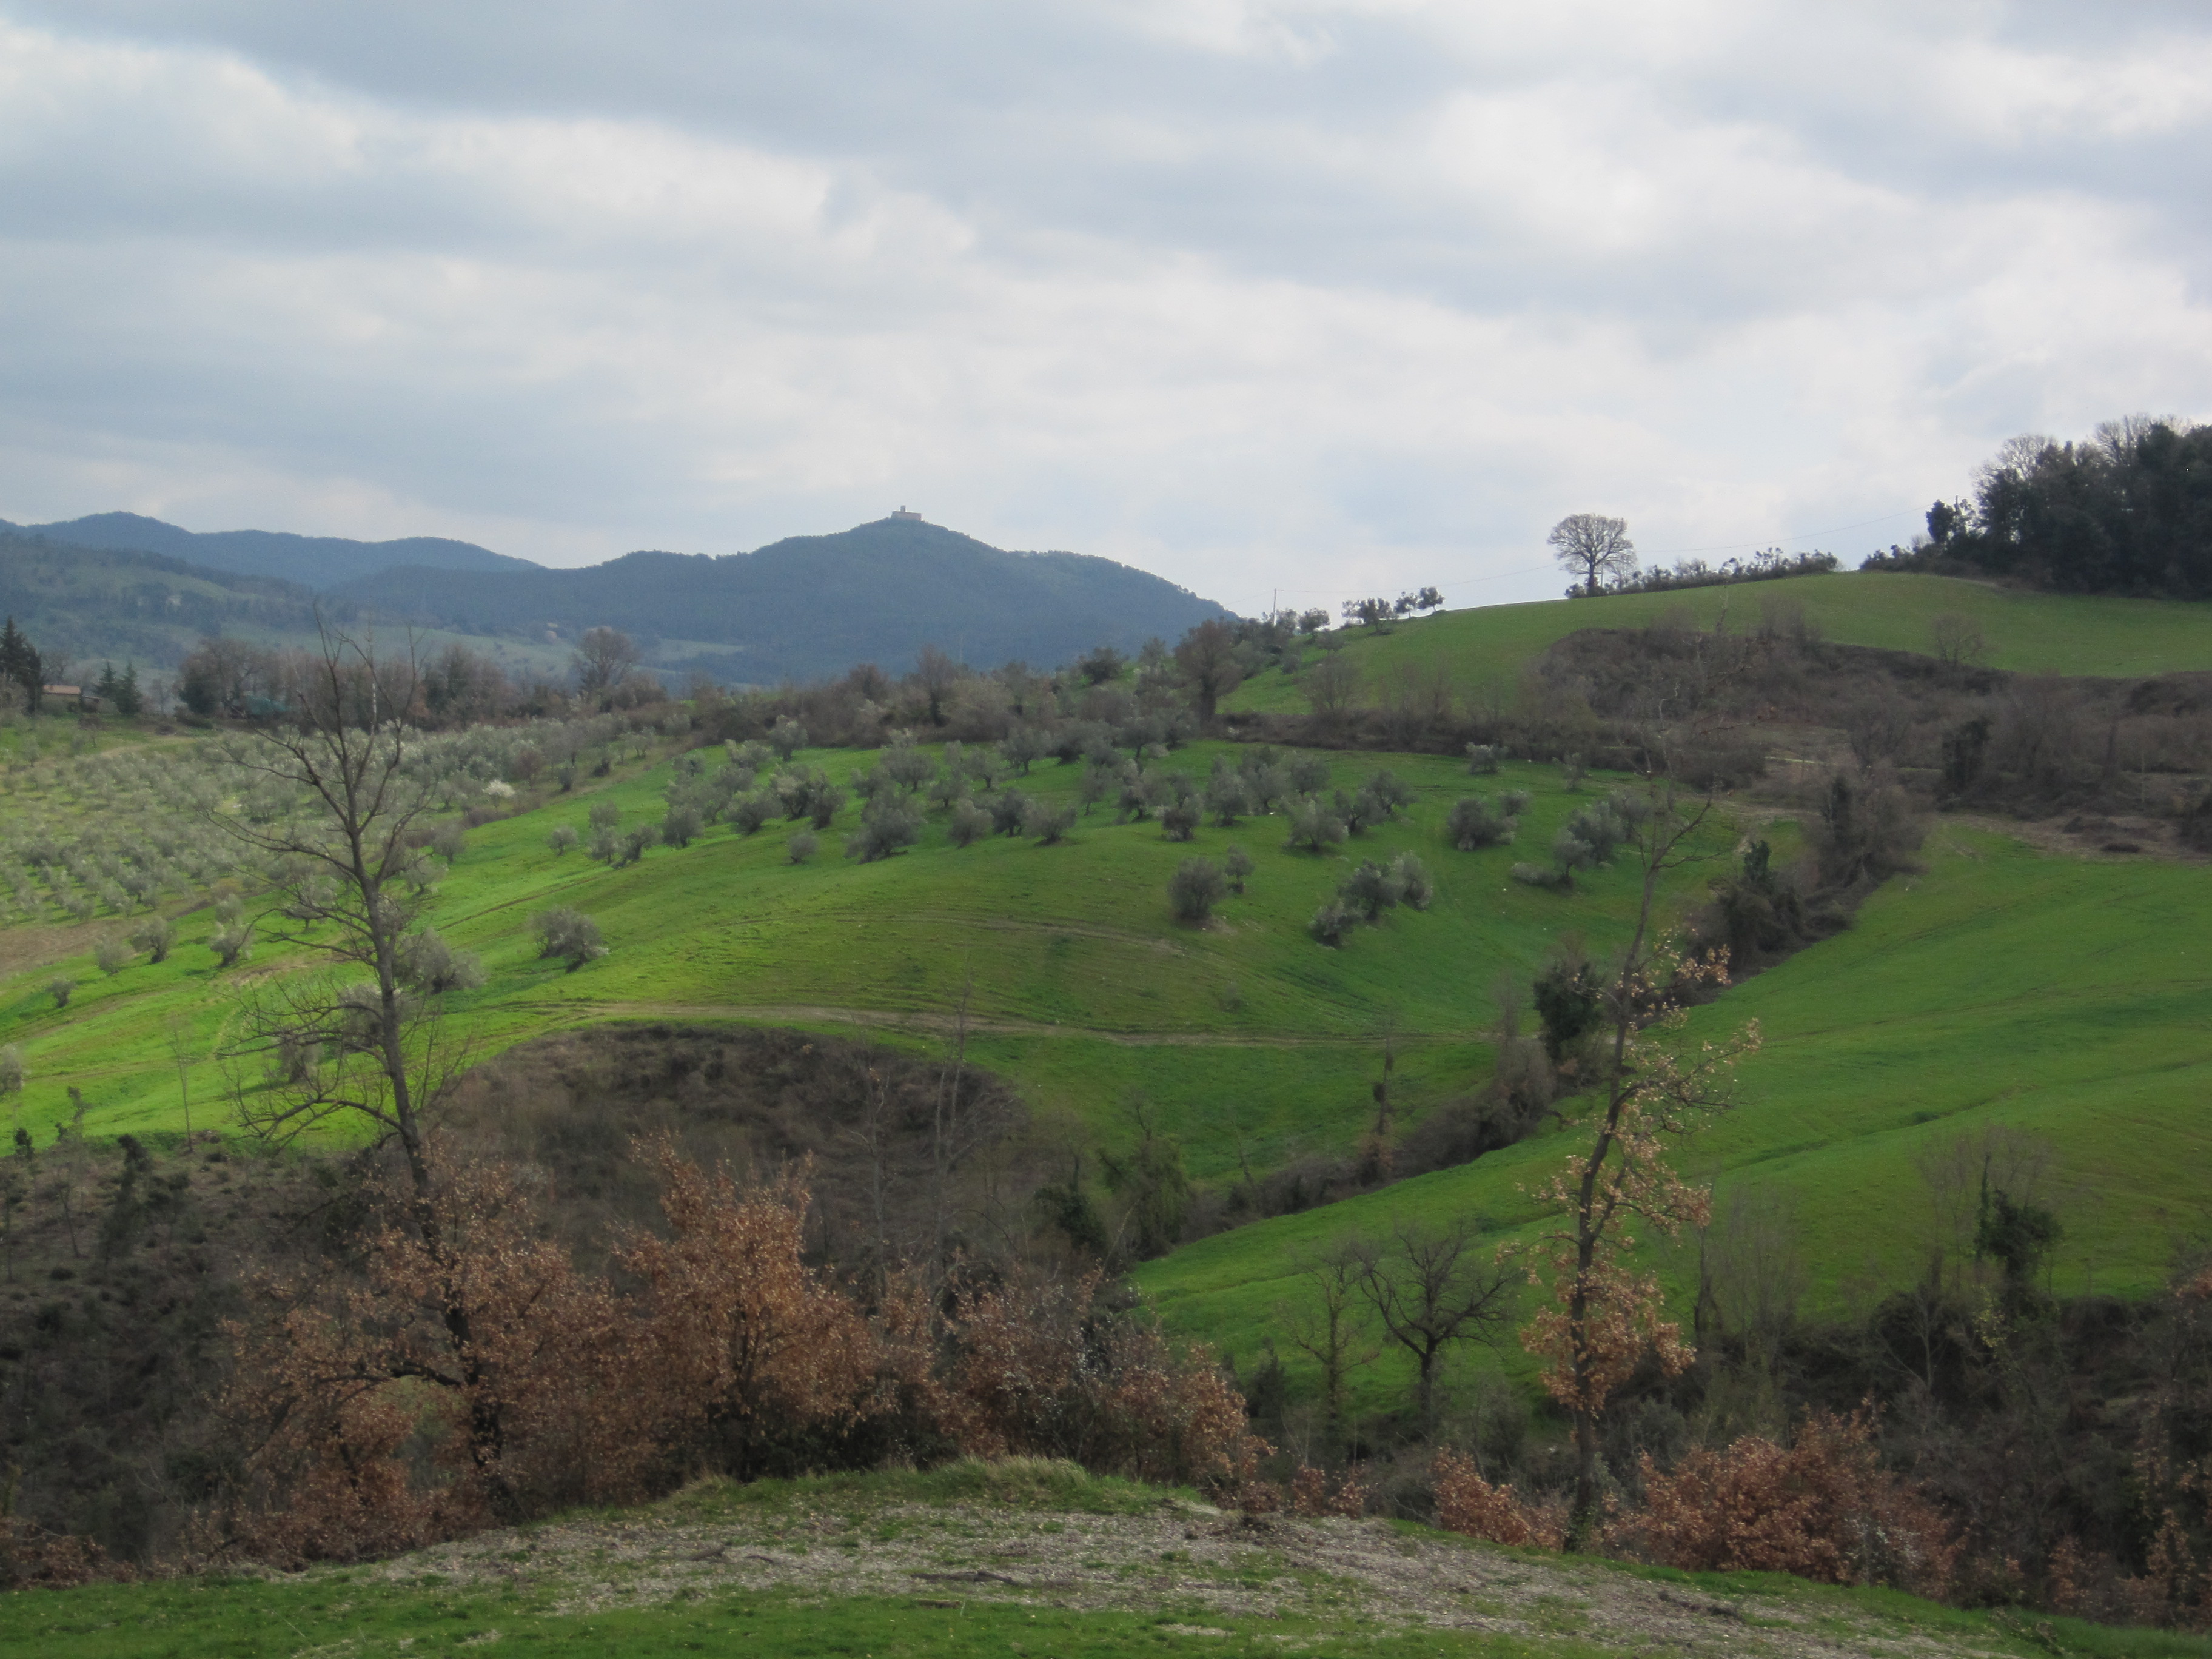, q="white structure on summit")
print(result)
[891,506,922,521]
